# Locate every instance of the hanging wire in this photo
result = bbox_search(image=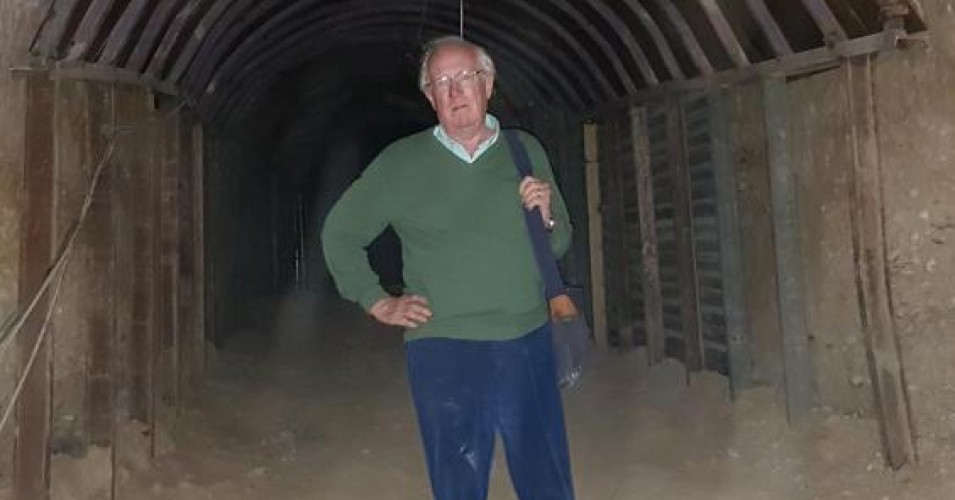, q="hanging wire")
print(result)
[459,0,464,37]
